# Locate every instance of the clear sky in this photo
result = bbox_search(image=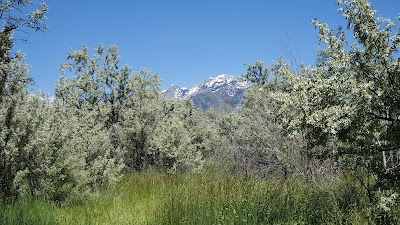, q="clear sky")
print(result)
[13,0,399,95]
